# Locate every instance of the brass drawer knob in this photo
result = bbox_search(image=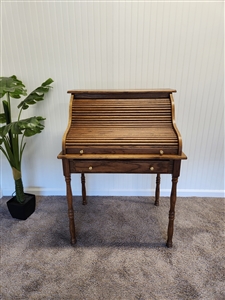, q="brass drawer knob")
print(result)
[160,150,164,155]
[89,166,93,170]
[80,149,84,154]
[150,167,154,171]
